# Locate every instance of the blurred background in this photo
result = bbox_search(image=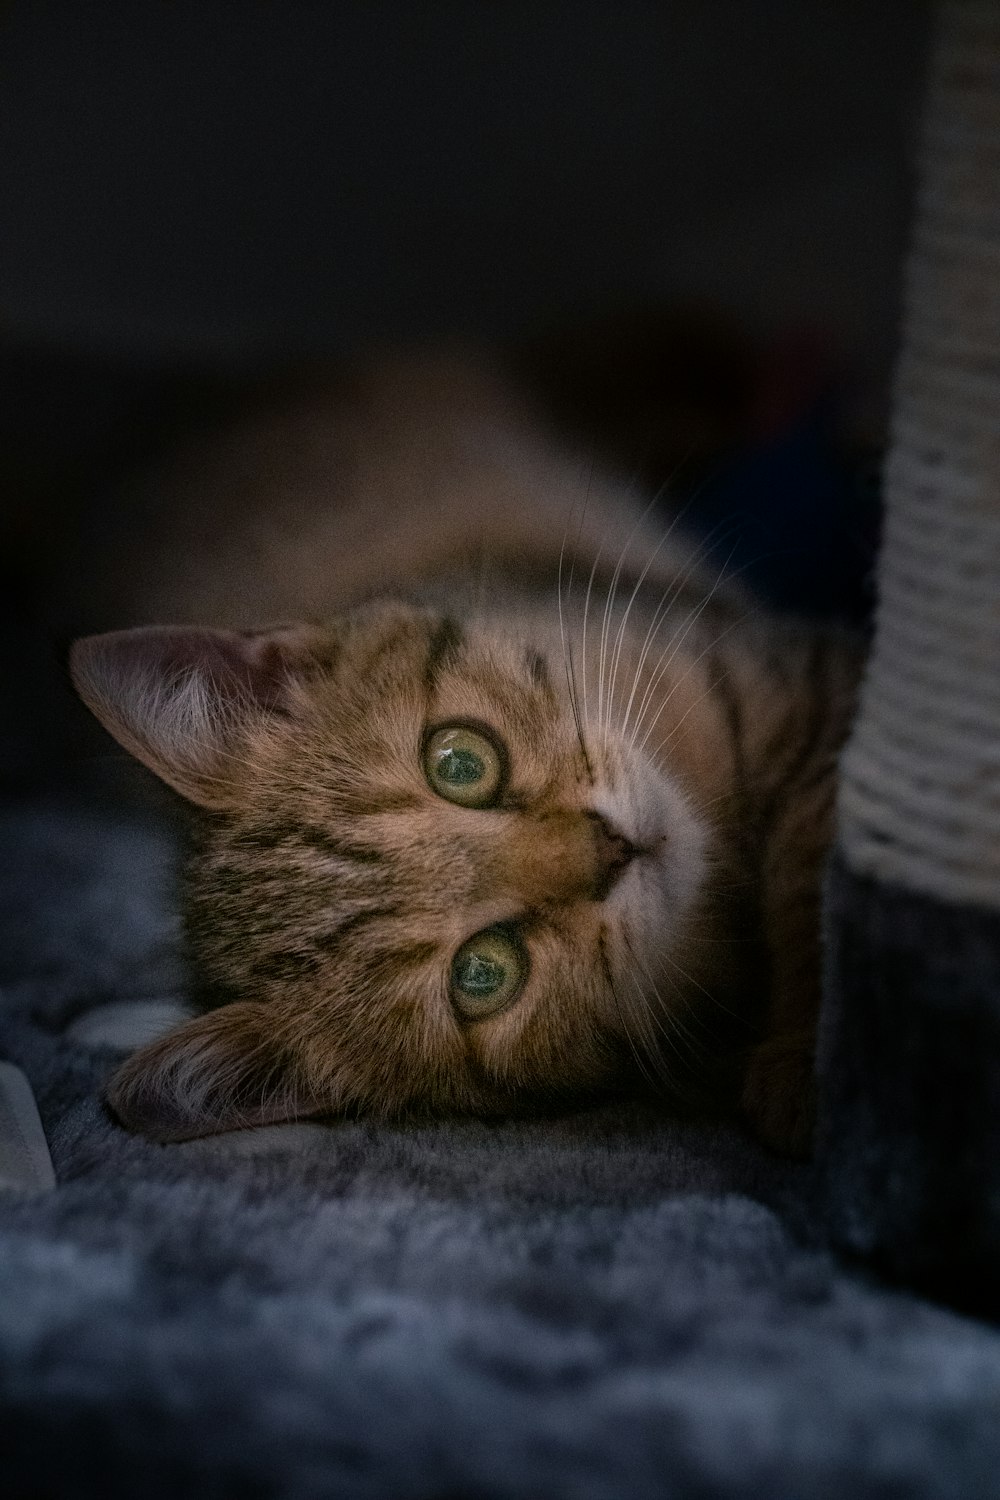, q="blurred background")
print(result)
[1,0,930,799]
